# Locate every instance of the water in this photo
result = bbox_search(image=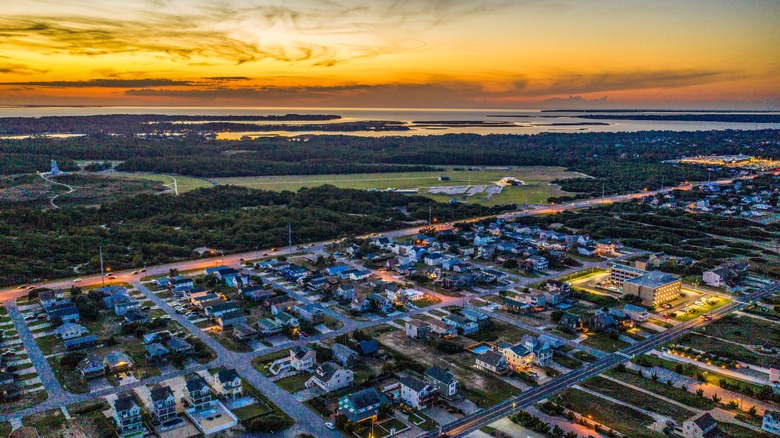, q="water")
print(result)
[471,345,491,354]
[0,107,777,137]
